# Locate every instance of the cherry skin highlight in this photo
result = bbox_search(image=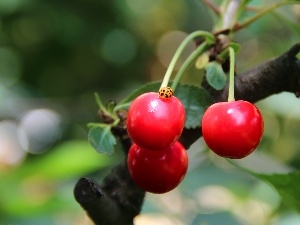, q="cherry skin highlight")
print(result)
[201,100,264,159]
[126,92,185,150]
[127,141,188,194]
